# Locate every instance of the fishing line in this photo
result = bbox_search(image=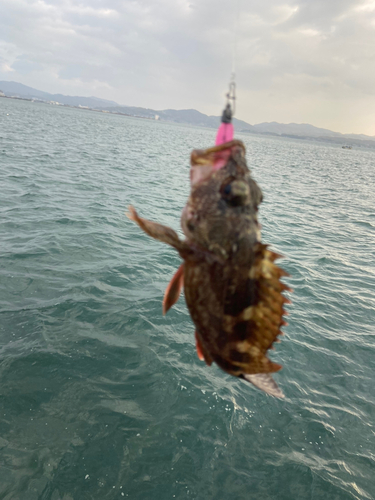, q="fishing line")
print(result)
[225,0,240,117]
[231,0,240,86]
